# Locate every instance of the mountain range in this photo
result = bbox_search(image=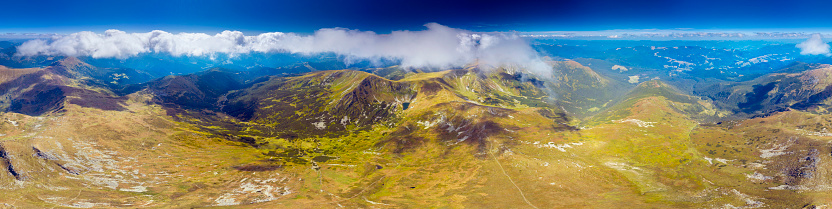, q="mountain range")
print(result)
[0,39,831,208]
